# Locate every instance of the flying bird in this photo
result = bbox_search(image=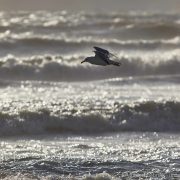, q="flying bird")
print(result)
[81,46,121,66]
